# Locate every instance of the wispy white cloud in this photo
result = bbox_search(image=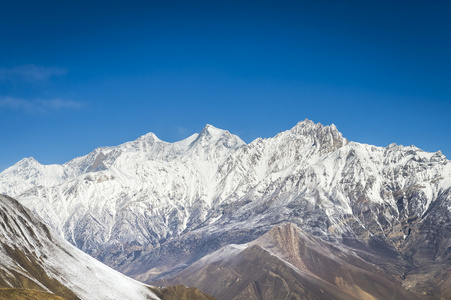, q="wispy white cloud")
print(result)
[0,65,67,82]
[0,96,82,113]
[0,97,34,111]
[37,99,82,110]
